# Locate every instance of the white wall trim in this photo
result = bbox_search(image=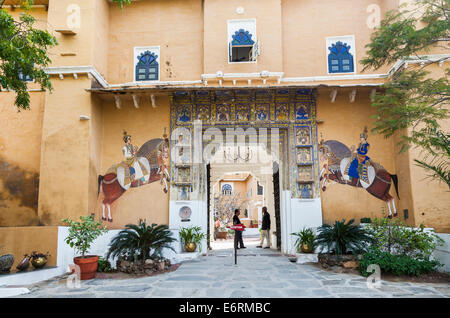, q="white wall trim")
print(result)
[44,54,450,90]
